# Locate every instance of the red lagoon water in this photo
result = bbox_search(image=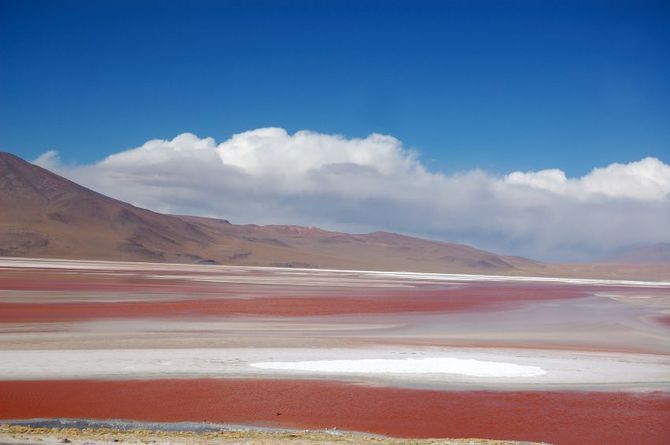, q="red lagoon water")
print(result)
[0,285,588,322]
[1,379,668,445]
